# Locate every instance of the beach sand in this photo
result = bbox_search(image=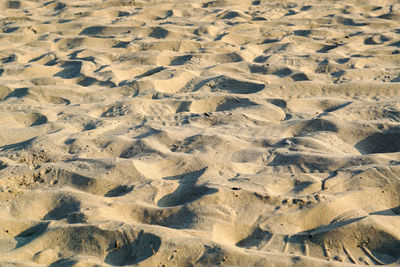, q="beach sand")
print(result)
[1,0,400,266]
